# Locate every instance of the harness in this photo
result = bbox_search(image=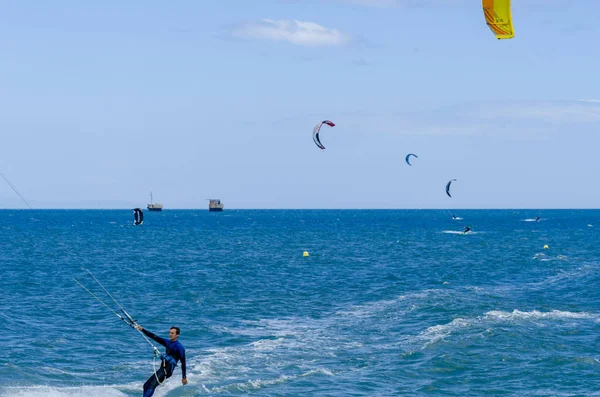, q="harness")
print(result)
[160,353,177,368]
[151,348,178,385]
